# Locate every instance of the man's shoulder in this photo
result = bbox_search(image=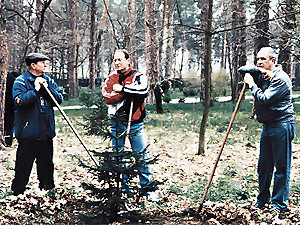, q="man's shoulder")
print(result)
[14,74,27,85]
[273,68,290,83]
